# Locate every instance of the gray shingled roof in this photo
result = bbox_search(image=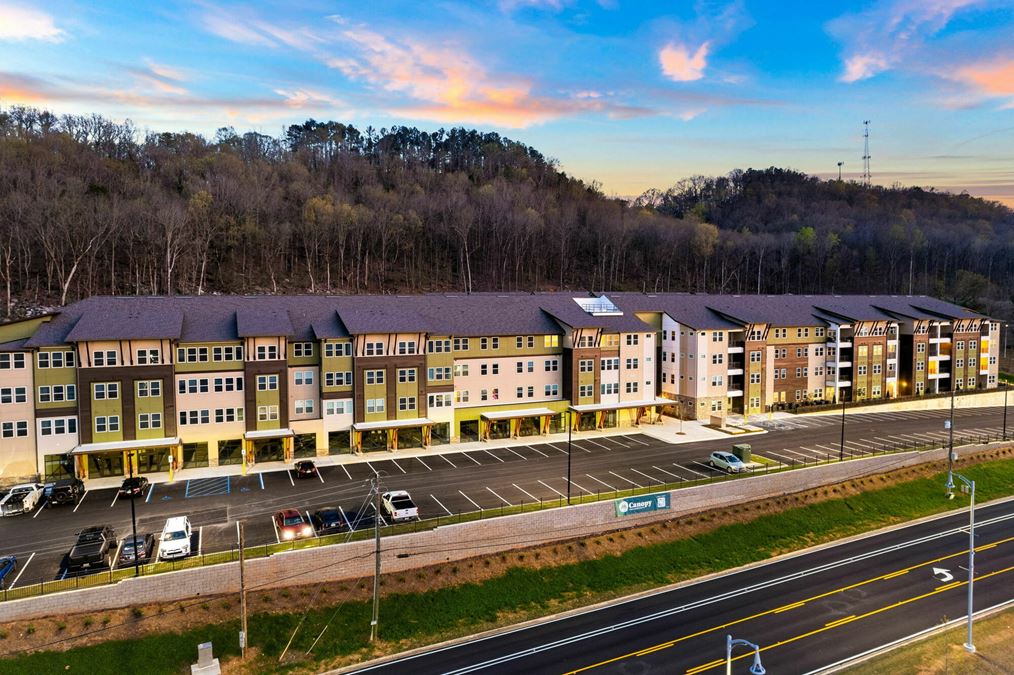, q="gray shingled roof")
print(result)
[65,299,184,341]
[609,293,743,330]
[538,294,654,332]
[236,307,294,338]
